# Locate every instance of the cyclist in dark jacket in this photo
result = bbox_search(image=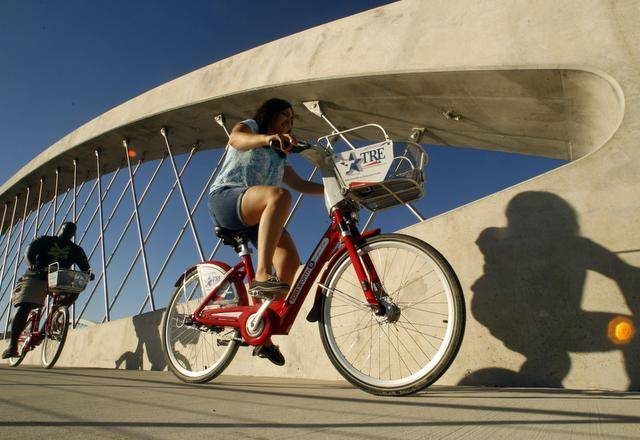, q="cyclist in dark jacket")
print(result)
[2,222,91,359]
